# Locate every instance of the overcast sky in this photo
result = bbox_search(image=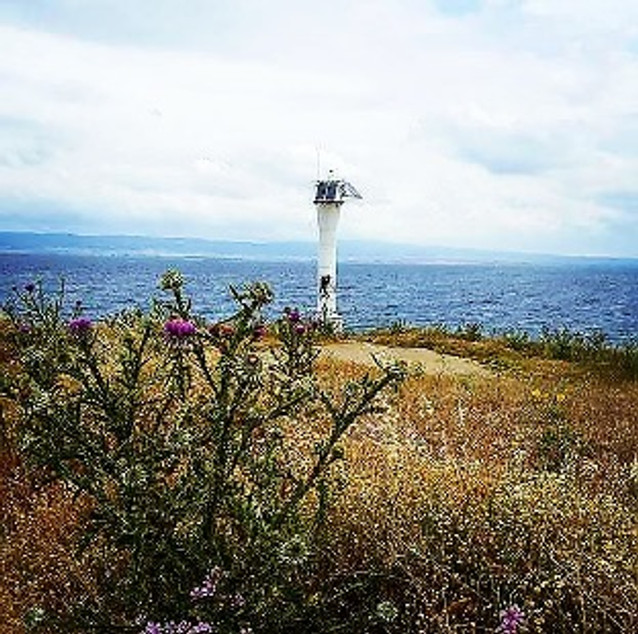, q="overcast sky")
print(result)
[1,0,637,256]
